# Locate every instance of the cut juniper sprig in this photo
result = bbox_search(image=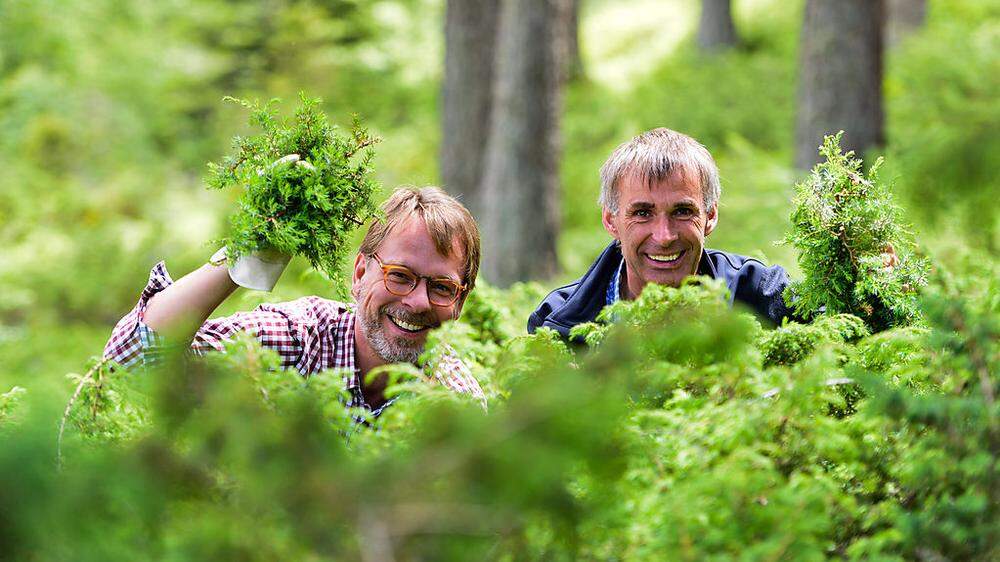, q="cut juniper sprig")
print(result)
[206,93,381,285]
[783,132,929,332]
